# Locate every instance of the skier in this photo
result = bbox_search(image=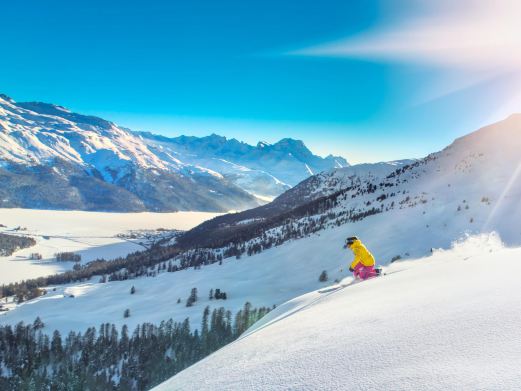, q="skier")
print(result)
[345,236,379,280]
